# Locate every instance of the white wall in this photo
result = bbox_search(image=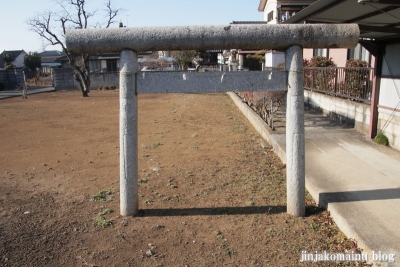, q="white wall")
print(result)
[377,111,400,150]
[14,52,27,68]
[379,78,400,112]
[377,43,400,150]
[265,52,285,67]
[264,0,278,24]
